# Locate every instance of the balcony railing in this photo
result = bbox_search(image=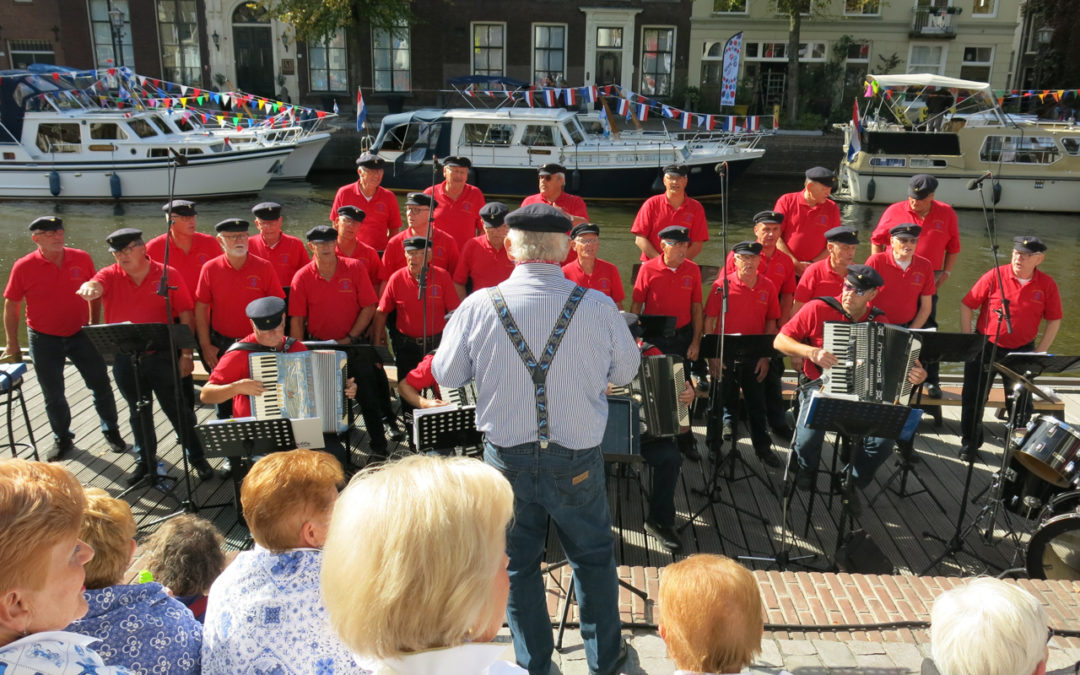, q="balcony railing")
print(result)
[911,7,960,38]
